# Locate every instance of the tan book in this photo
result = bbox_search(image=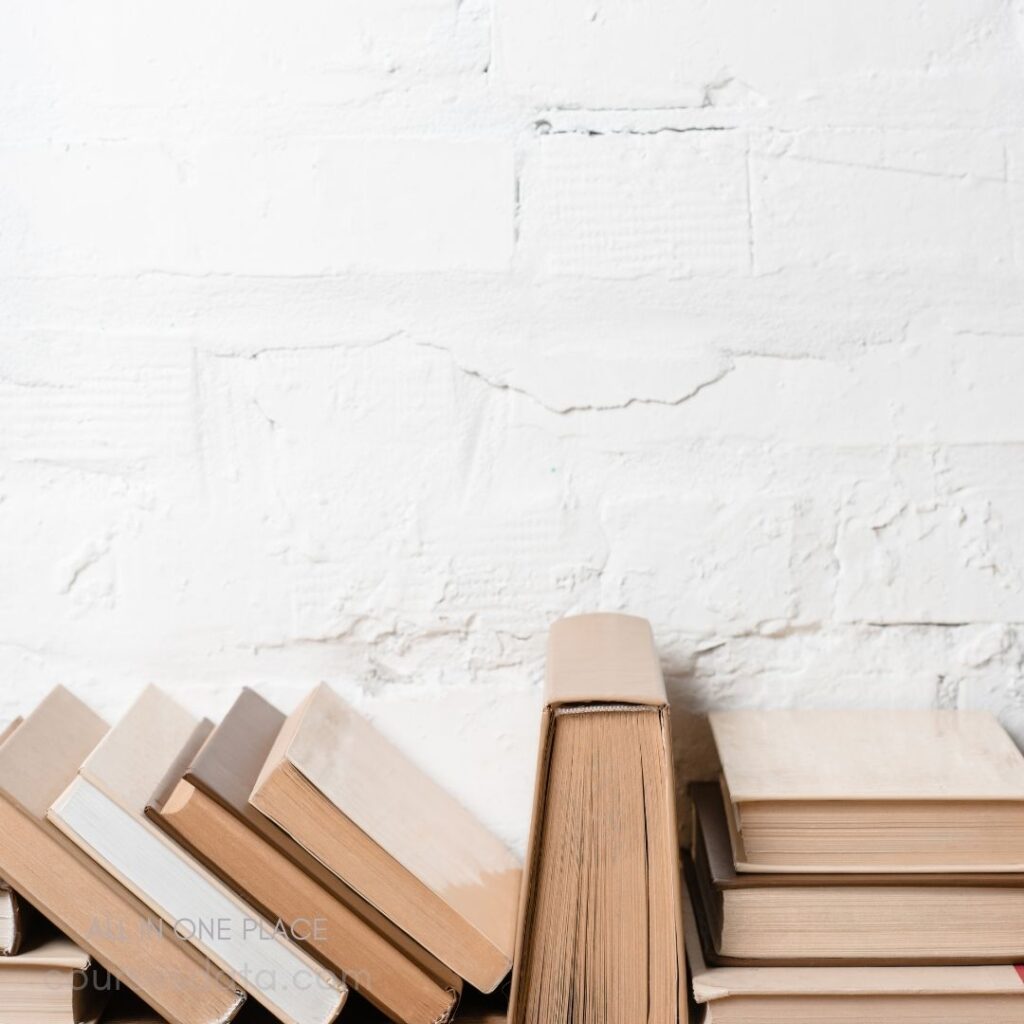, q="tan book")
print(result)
[711,709,1024,872]
[48,687,347,1024]
[690,782,1024,963]
[0,688,244,1024]
[507,614,685,1024]
[250,683,520,992]
[148,687,462,1024]
[686,881,1024,1023]
[0,928,111,1024]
